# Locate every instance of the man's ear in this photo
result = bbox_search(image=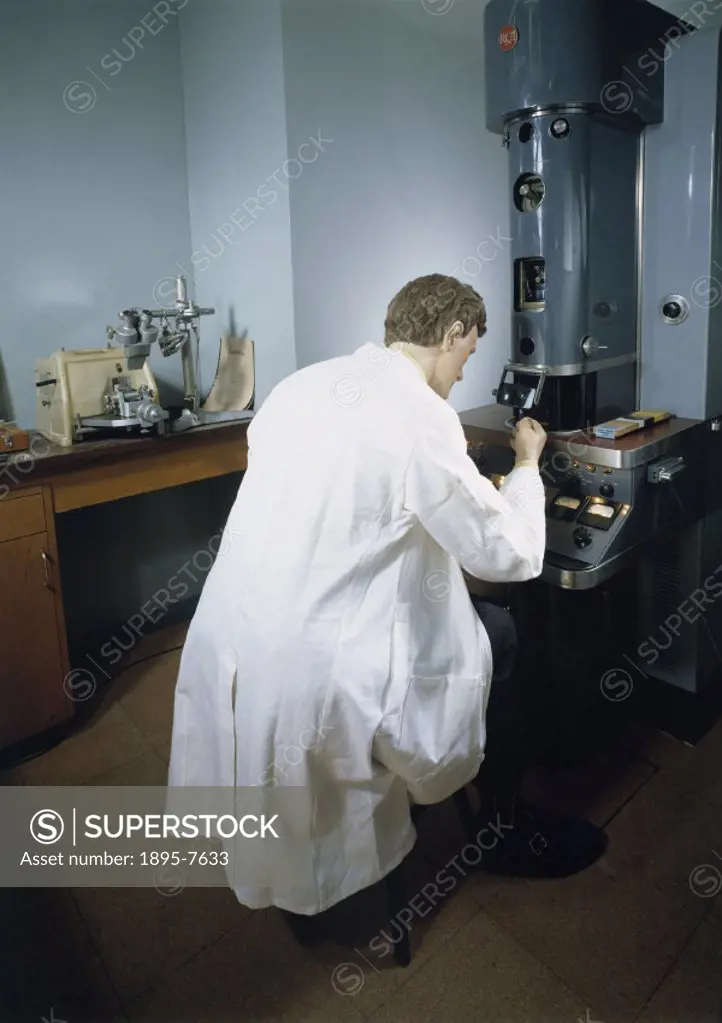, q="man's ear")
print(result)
[443,320,465,350]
